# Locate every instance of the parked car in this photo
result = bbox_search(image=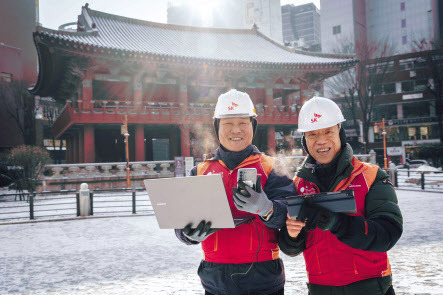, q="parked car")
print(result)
[408,160,431,169]
[395,164,408,169]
